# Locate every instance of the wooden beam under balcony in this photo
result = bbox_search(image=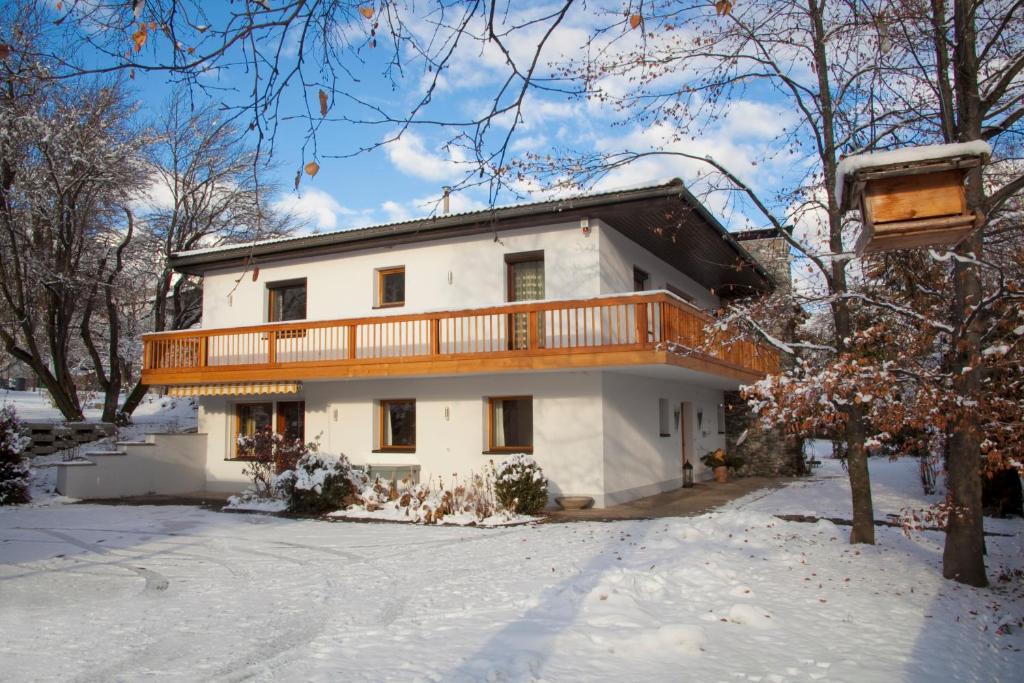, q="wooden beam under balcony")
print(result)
[141,293,779,387]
